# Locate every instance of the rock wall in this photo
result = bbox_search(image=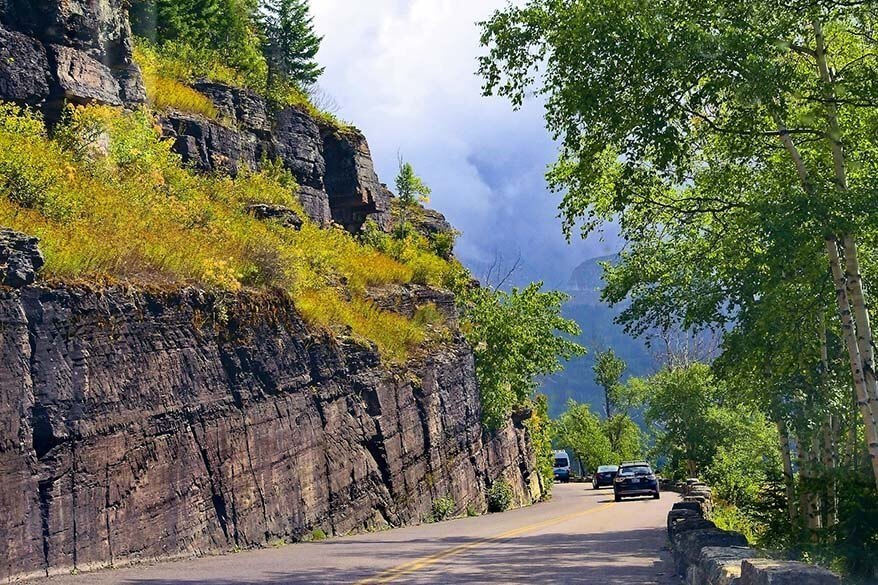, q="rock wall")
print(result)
[0,0,145,112]
[0,283,539,580]
[666,481,841,585]
[160,82,392,231]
